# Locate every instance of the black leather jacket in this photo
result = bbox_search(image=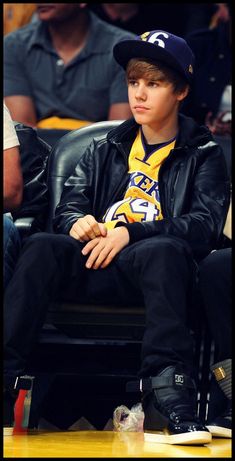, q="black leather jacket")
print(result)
[53,114,230,261]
